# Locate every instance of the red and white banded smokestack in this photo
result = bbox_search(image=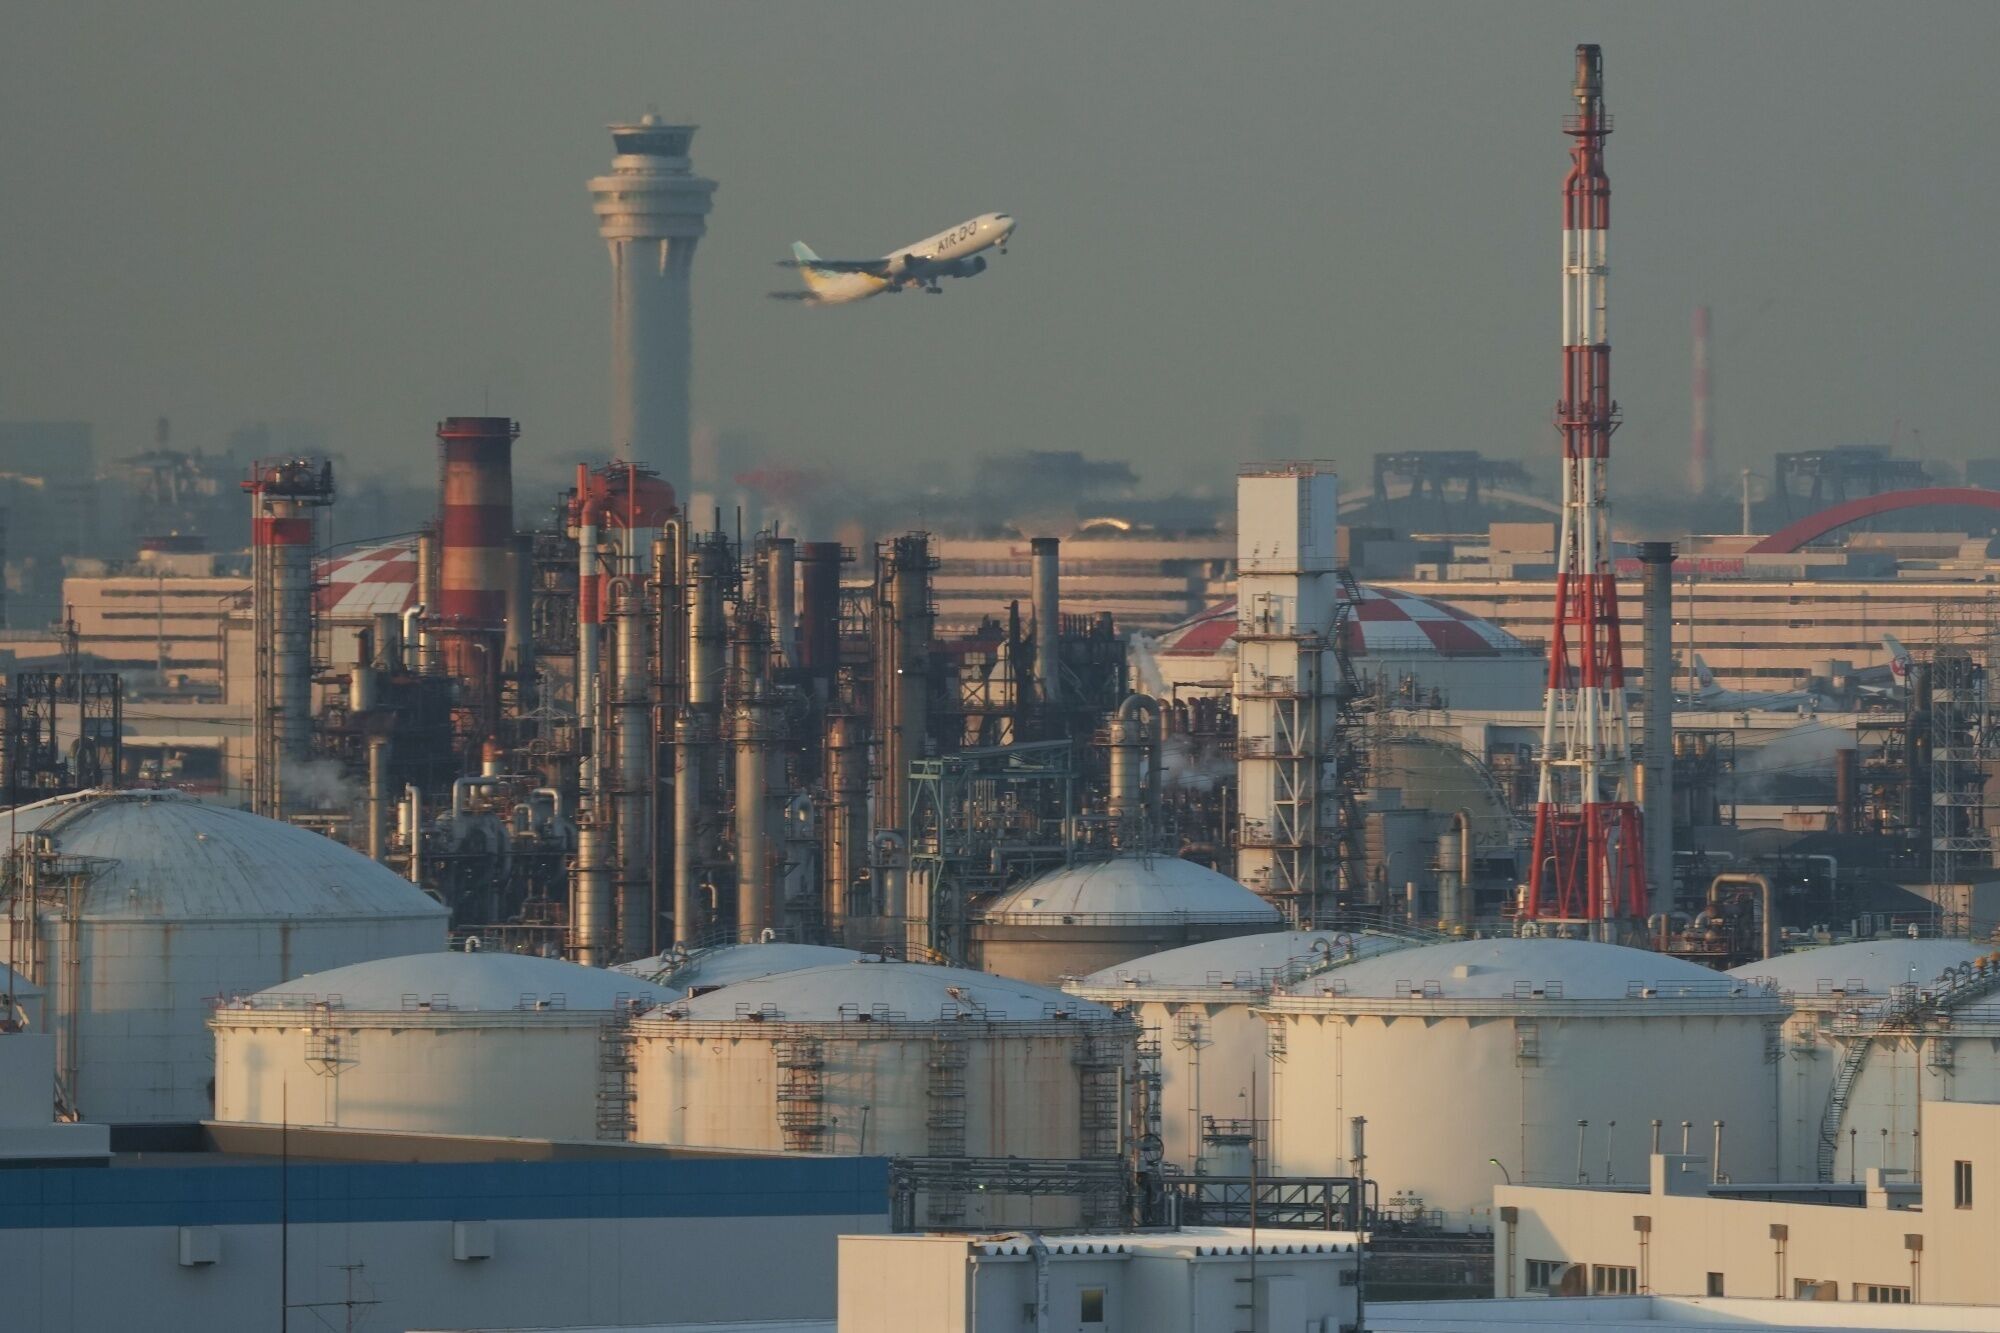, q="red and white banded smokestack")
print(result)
[1525,44,1647,929]
[1690,305,1712,496]
[436,417,518,631]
